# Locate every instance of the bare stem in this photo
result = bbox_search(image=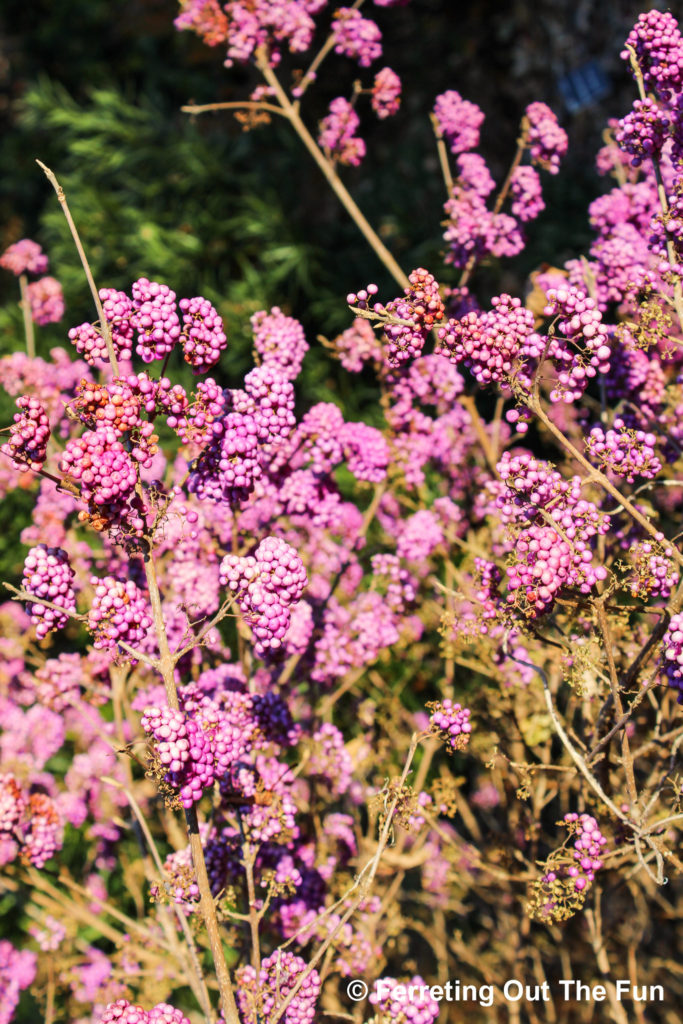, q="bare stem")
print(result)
[182,100,289,119]
[19,274,35,358]
[254,53,409,291]
[430,112,454,195]
[36,160,119,376]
